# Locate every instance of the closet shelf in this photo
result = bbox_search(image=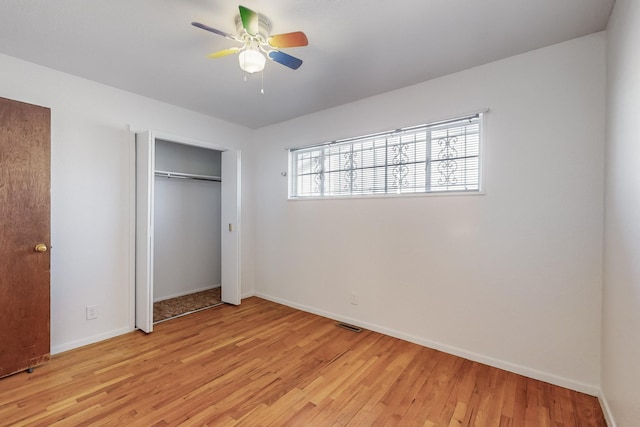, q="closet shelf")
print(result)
[154,170,221,182]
